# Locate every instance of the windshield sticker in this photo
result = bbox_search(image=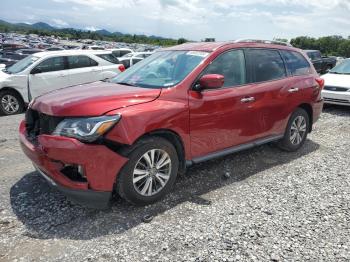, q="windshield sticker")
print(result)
[187,51,209,57]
